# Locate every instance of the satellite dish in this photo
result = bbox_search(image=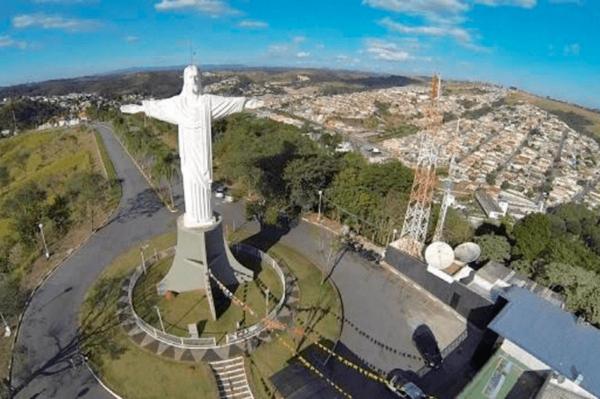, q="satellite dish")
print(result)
[424,242,455,270]
[454,242,481,263]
